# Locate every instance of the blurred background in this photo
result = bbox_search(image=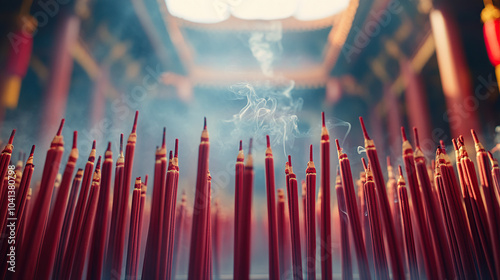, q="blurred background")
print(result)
[1,0,500,276]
